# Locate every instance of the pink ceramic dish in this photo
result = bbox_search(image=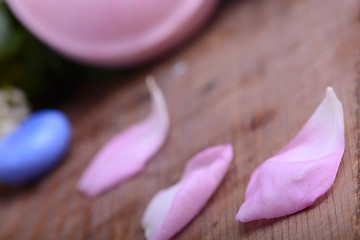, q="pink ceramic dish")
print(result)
[6,0,219,67]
